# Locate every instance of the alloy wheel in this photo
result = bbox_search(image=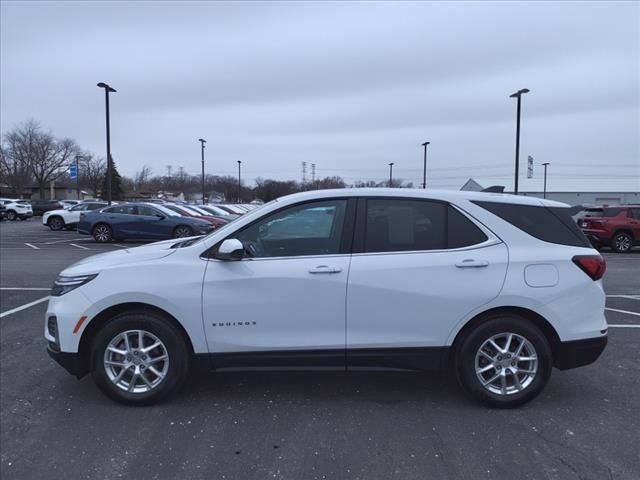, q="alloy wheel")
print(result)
[474,332,538,396]
[614,234,632,252]
[103,330,170,393]
[94,225,111,242]
[49,217,63,230]
[173,226,192,238]
[7,211,16,221]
